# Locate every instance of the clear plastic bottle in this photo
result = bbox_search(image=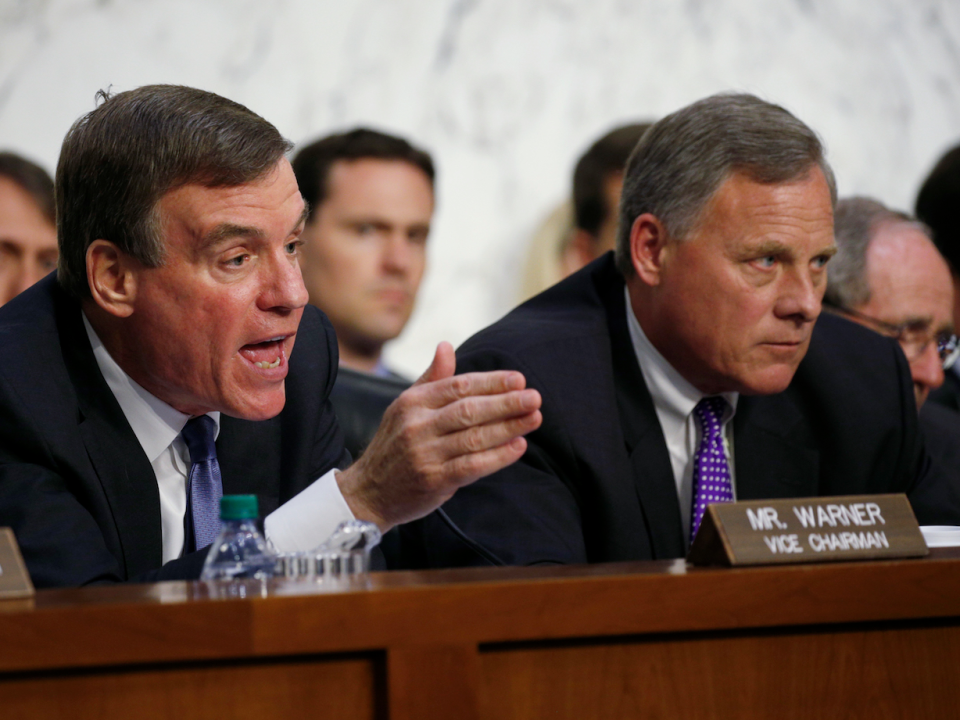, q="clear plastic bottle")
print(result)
[199,495,276,581]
